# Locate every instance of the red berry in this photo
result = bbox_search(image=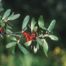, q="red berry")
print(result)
[30,36,33,40]
[26,38,30,42]
[22,32,31,42]
[22,32,27,35]
[22,32,36,42]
